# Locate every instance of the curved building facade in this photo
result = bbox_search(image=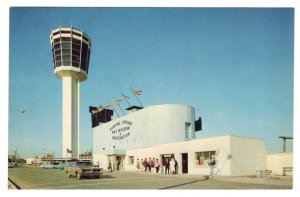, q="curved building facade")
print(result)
[93,104,195,155]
